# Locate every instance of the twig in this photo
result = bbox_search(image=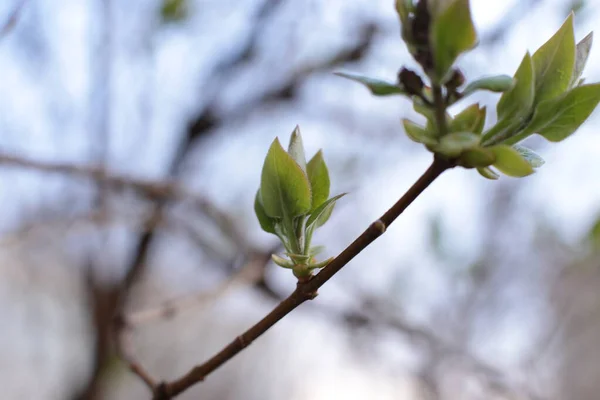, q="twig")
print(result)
[112,314,158,389]
[151,155,452,399]
[0,0,27,40]
[432,84,448,137]
[0,153,234,222]
[111,205,164,393]
[126,250,272,325]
